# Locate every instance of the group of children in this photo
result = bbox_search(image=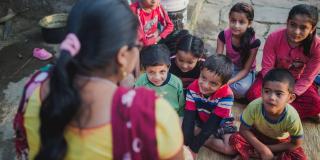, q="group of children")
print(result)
[130,0,319,159]
[13,0,319,159]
